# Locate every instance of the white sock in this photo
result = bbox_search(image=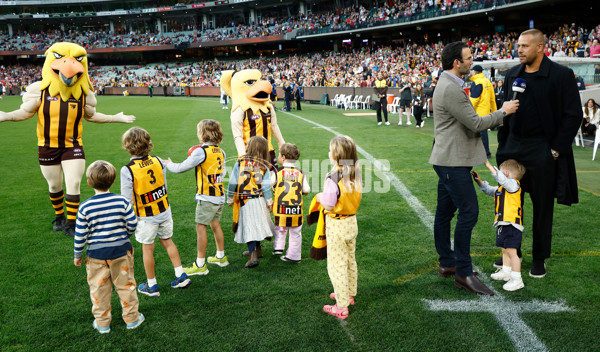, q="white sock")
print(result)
[196,257,205,267]
[147,277,157,287]
[174,266,184,277]
[216,251,225,259]
[502,265,512,273]
[510,271,522,280]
